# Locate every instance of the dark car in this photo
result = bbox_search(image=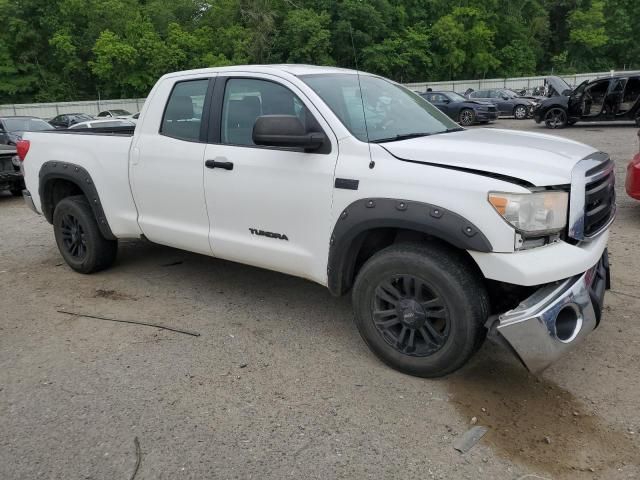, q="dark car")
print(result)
[420,91,498,126]
[466,88,536,119]
[0,116,54,145]
[0,144,23,196]
[49,113,94,129]
[97,109,131,118]
[534,75,640,129]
